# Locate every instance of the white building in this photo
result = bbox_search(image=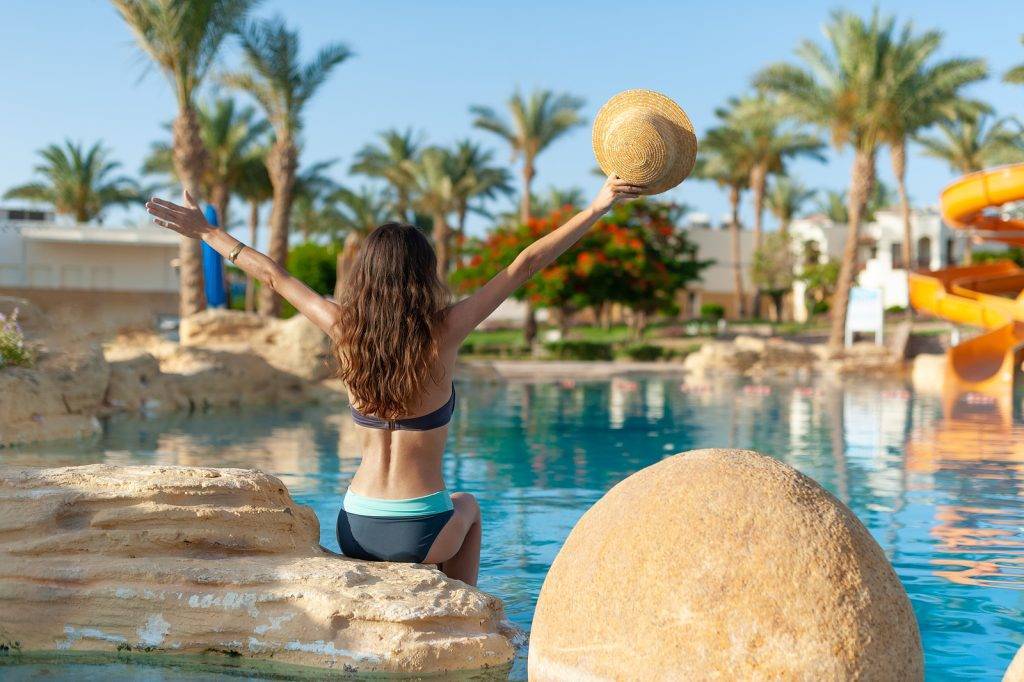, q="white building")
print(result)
[0,209,180,334]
